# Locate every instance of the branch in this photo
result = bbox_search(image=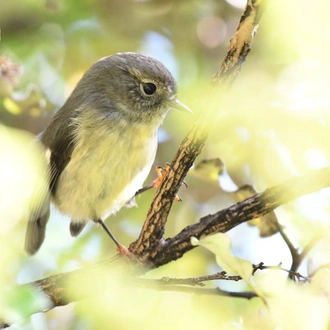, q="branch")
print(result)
[129,0,266,259]
[283,231,320,278]
[212,0,268,85]
[151,167,330,266]
[253,262,309,281]
[159,271,242,286]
